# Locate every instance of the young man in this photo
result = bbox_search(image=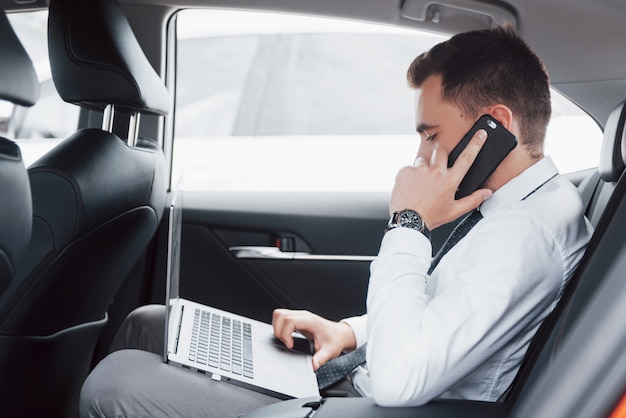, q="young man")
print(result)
[80,26,592,417]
